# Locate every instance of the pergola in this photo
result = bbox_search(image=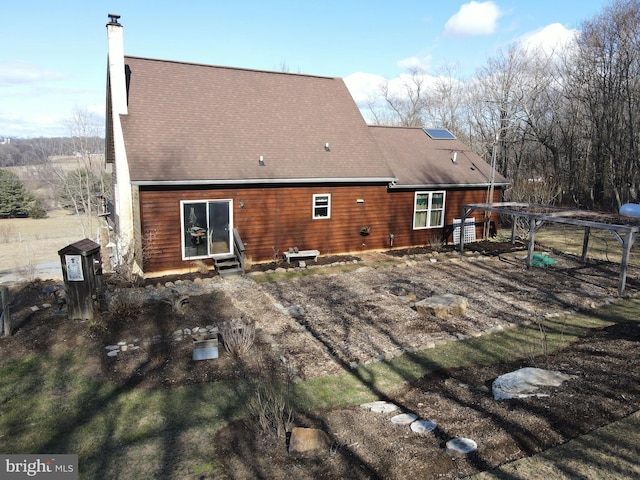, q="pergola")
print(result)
[460,202,640,294]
